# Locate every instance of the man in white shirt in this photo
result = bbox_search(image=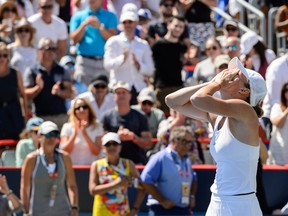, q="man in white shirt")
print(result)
[104,11,154,105]
[28,0,68,61]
